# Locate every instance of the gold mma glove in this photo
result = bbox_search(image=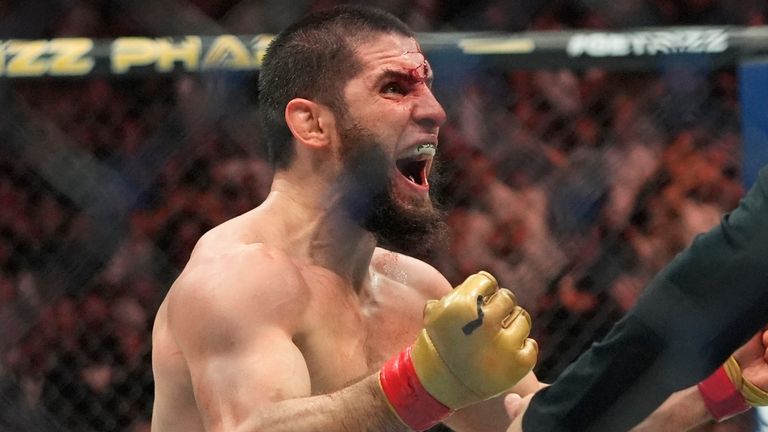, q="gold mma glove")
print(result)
[722,356,768,406]
[698,355,768,421]
[379,271,538,431]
